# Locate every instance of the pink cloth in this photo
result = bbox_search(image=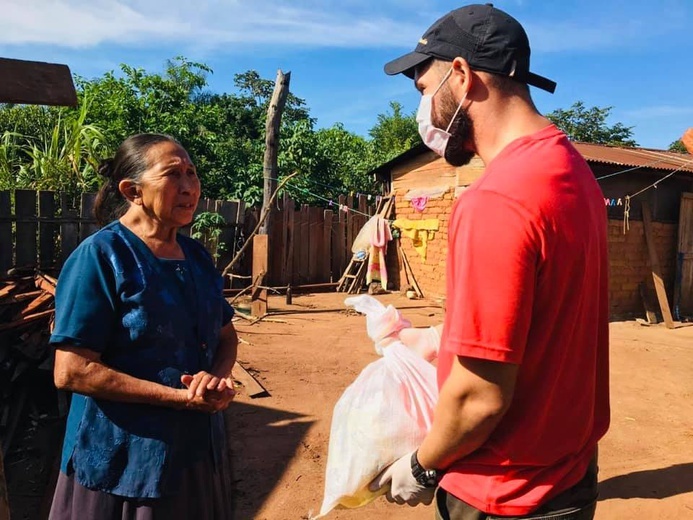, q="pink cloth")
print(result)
[367,217,392,288]
[369,216,393,249]
[411,196,429,212]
